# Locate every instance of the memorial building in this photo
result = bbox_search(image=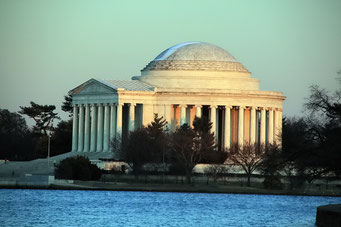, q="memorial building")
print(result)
[69,42,285,153]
